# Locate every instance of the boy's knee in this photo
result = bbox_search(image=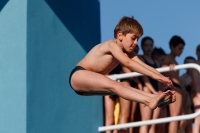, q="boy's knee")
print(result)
[109,81,123,90]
